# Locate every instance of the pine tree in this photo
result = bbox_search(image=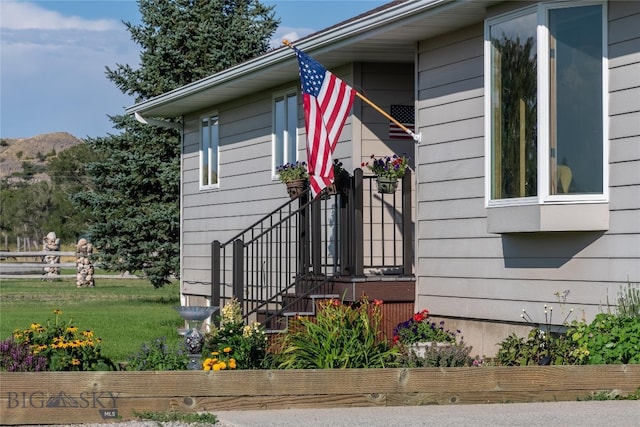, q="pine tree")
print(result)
[75,0,279,287]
